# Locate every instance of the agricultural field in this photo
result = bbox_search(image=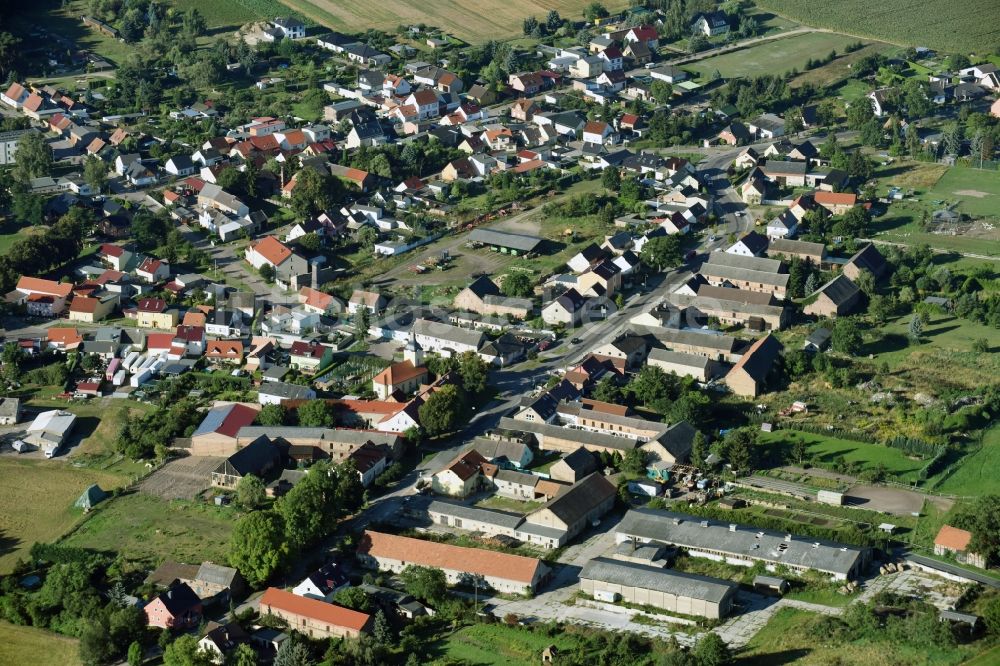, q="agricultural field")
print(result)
[790,42,897,89]
[736,607,982,665]
[0,458,126,573]
[758,430,927,483]
[62,492,235,566]
[755,0,1000,53]
[279,0,632,42]
[0,622,80,666]
[687,31,871,79]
